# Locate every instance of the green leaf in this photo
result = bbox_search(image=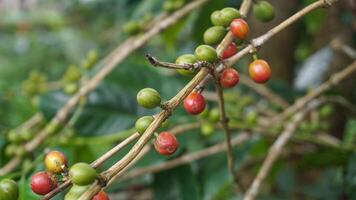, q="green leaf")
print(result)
[175,165,200,200]
[345,153,356,199]
[343,119,356,149]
